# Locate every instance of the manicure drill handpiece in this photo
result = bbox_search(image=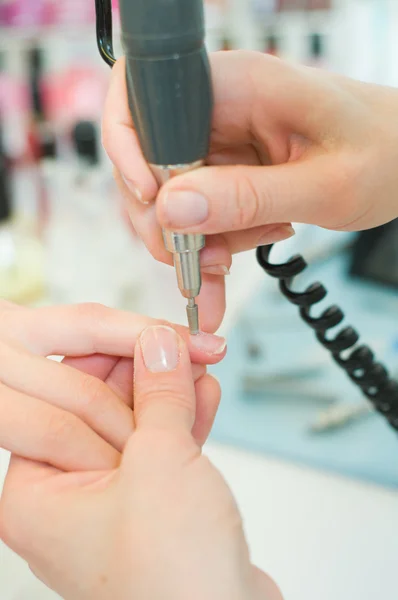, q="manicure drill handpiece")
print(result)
[151,163,205,335]
[118,0,213,334]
